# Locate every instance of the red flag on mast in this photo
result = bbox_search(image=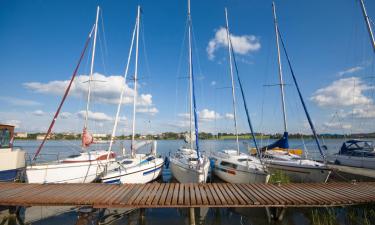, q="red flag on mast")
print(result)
[82,127,93,148]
